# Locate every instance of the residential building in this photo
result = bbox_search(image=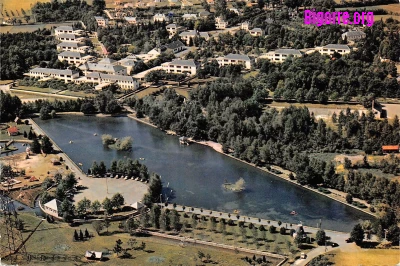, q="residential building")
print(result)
[164,40,185,53]
[241,21,250,31]
[85,251,103,261]
[79,58,128,75]
[182,14,197,20]
[166,24,186,37]
[215,16,228,29]
[249,28,264,37]
[317,44,351,56]
[216,53,253,69]
[179,30,198,45]
[26,68,79,83]
[78,72,139,90]
[229,8,240,15]
[263,49,302,62]
[56,33,80,42]
[153,13,167,22]
[124,17,138,24]
[54,26,74,35]
[118,55,141,74]
[341,31,366,41]
[57,51,94,65]
[199,11,211,17]
[161,59,198,75]
[94,16,109,27]
[56,42,89,53]
[43,199,62,217]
